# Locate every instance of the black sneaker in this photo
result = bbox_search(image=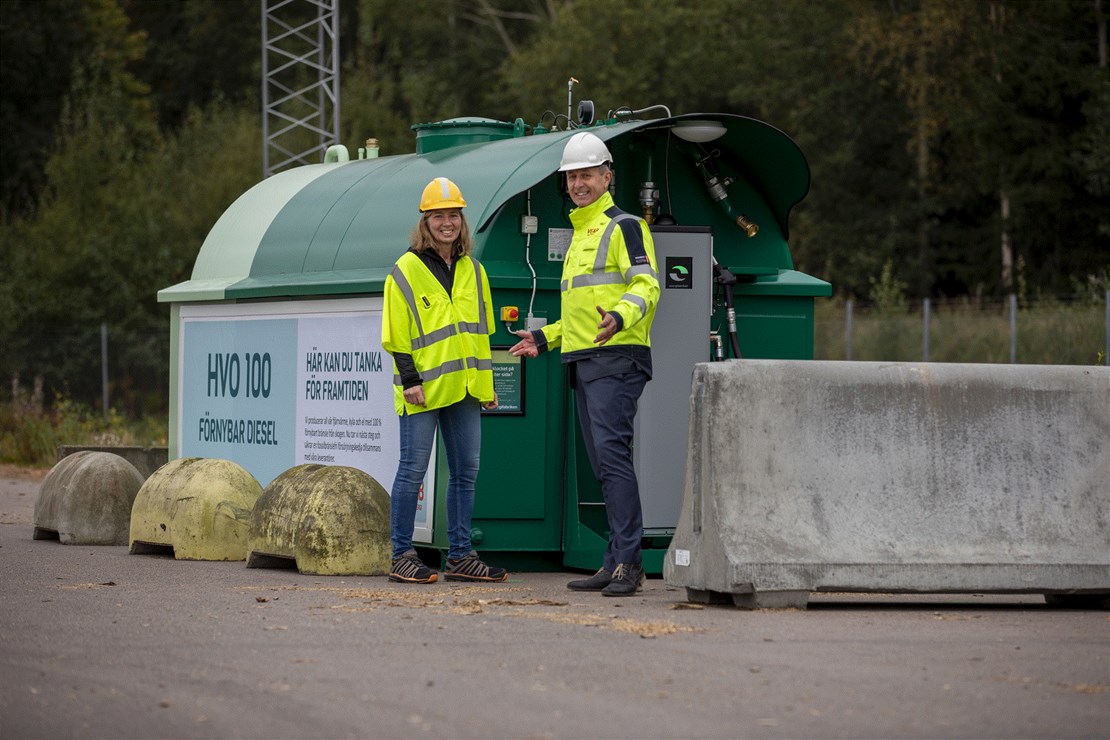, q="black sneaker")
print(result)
[444,551,508,582]
[389,550,438,584]
[601,563,644,597]
[567,567,612,591]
